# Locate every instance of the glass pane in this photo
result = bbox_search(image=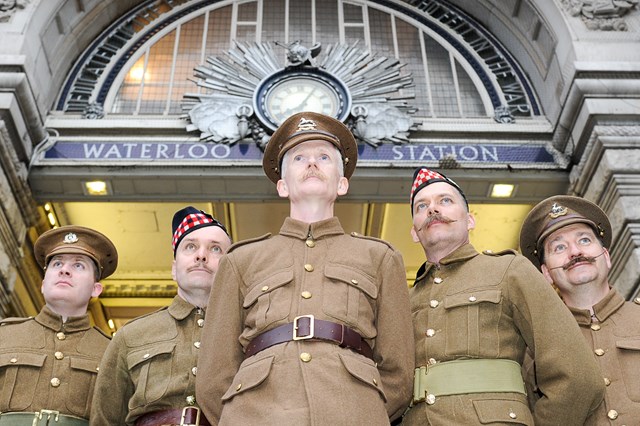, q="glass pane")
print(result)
[138,30,176,114]
[205,6,233,55]
[396,19,430,116]
[168,16,205,114]
[238,1,257,21]
[111,55,145,114]
[455,60,486,117]
[369,9,393,57]
[289,0,312,45]
[316,0,339,47]
[343,3,363,23]
[262,0,285,43]
[424,35,458,117]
